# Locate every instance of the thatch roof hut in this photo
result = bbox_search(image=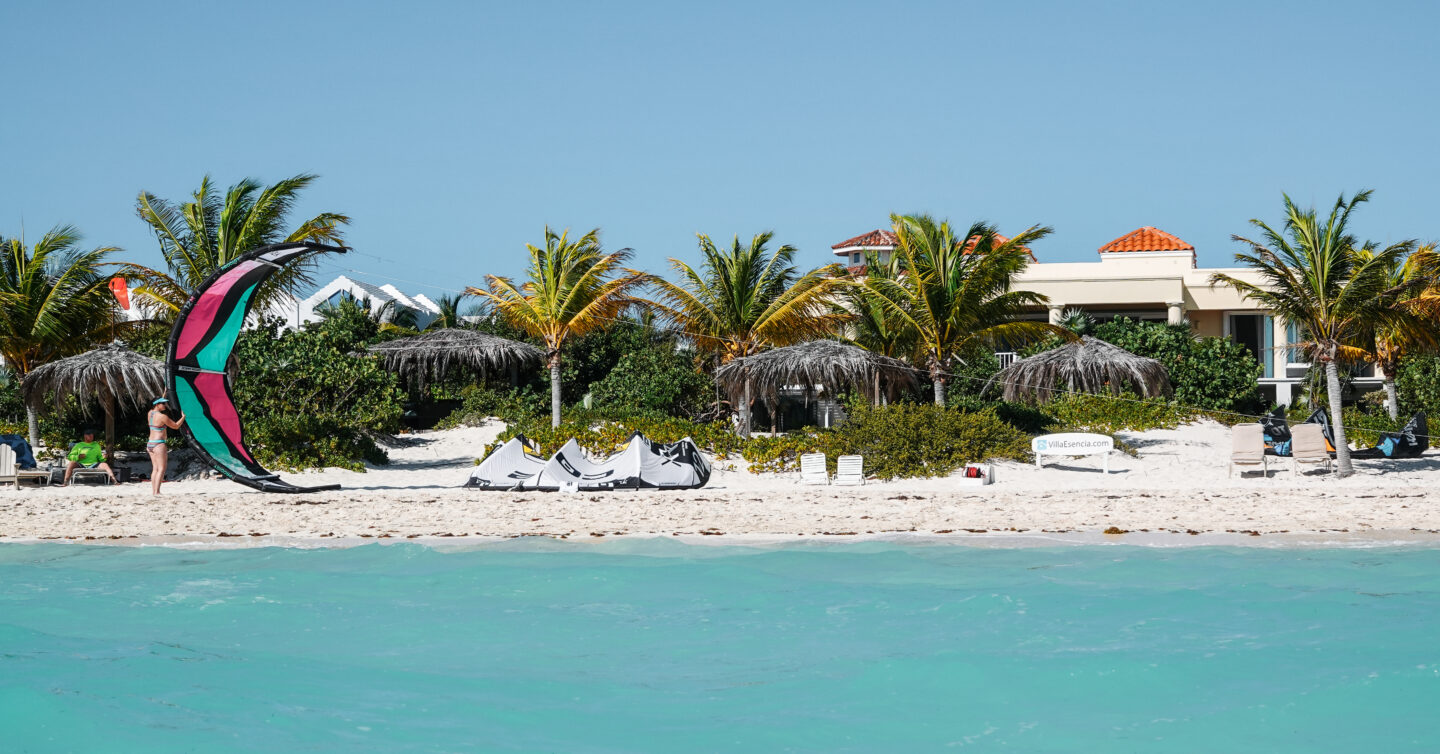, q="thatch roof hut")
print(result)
[21,341,167,463]
[367,328,543,388]
[715,340,917,432]
[986,336,1171,404]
